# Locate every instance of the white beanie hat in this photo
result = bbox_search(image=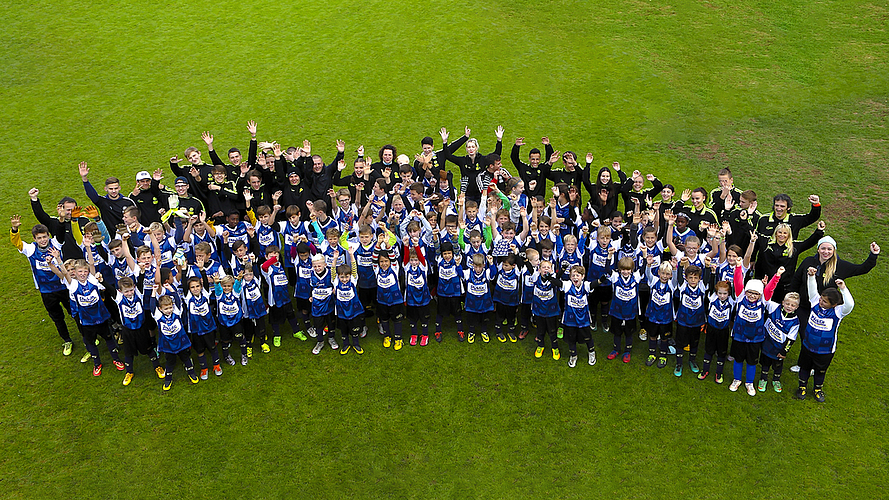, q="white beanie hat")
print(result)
[744,279,764,295]
[817,235,837,250]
